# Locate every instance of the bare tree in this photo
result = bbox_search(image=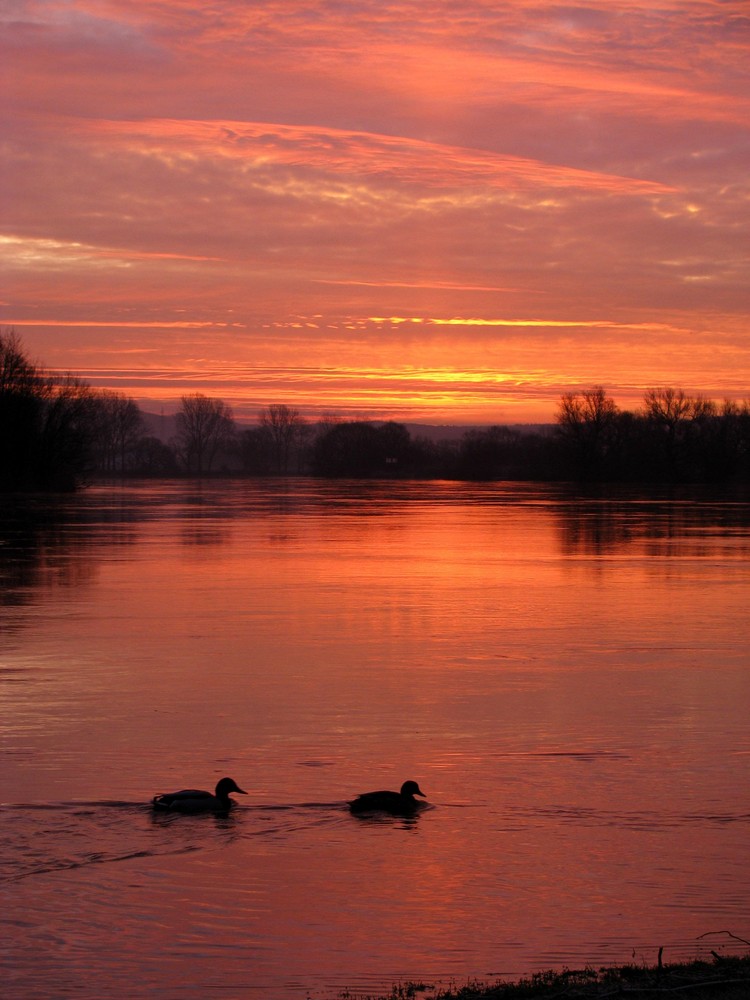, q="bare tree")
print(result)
[131,436,179,476]
[259,404,306,474]
[175,393,236,475]
[642,387,700,477]
[0,329,45,398]
[38,376,100,489]
[1,330,104,489]
[559,386,619,429]
[238,426,274,475]
[557,386,619,478]
[1,329,47,489]
[643,387,694,431]
[92,391,144,474]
